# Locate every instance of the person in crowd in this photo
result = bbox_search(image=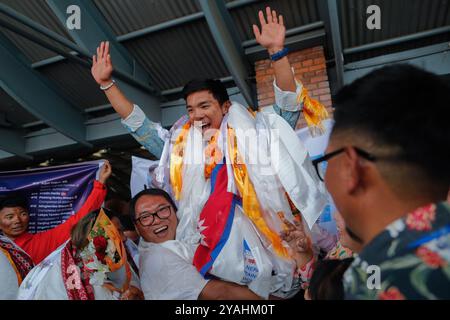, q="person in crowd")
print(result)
[0,162,111,265]
[17,208,143,300]
[91,7,329,299]
[325,211,362,260]
[0,233,32,299]
[104,207,139,275]
[0,161,111,299]
[130,188,261,300]
[280,210,362,299]
[316,64,450,299]
[305,258,354,300]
